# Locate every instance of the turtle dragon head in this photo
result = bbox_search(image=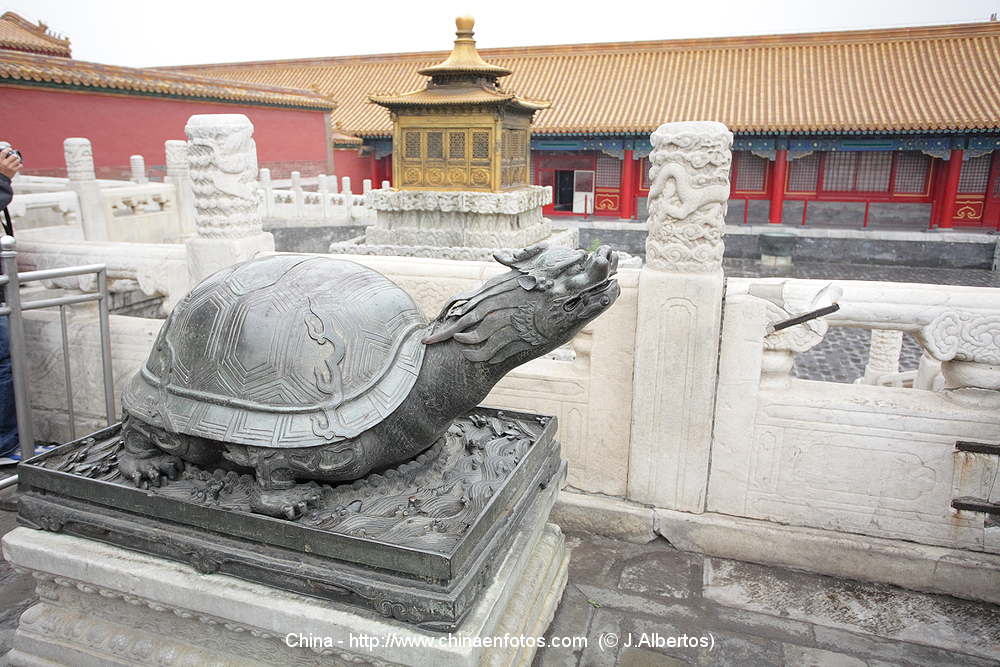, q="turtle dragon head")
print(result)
[422,244,620,367]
